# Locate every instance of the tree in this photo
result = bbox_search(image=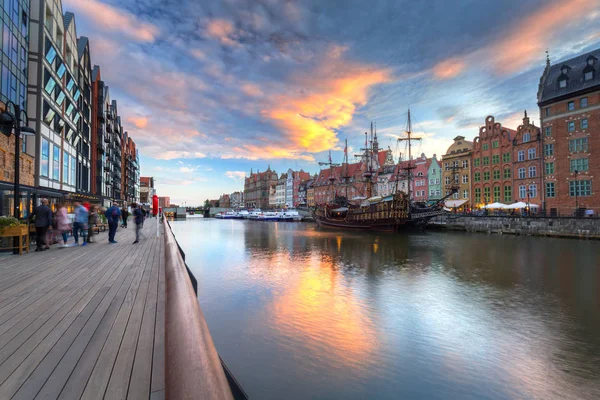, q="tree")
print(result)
[204,199,210,208]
